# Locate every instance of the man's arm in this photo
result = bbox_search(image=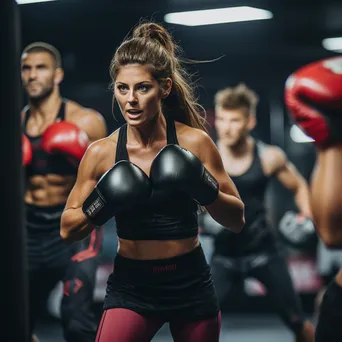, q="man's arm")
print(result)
[263,146,312,218]
[72,108,108,143]
[311,146,342,248]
